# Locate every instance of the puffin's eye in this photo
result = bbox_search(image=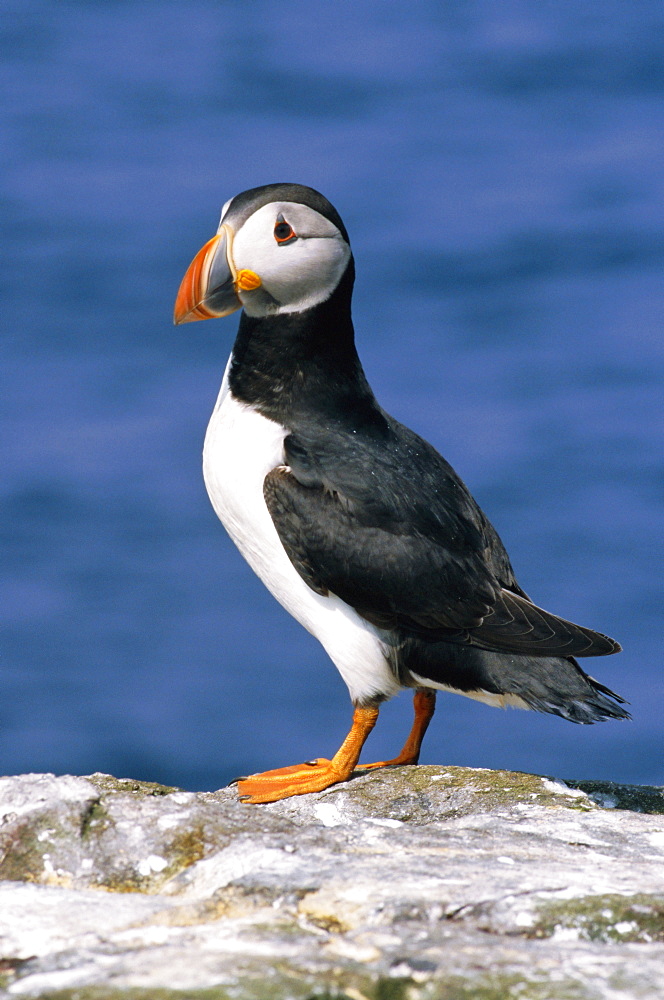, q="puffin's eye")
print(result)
[274,218,297,245]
